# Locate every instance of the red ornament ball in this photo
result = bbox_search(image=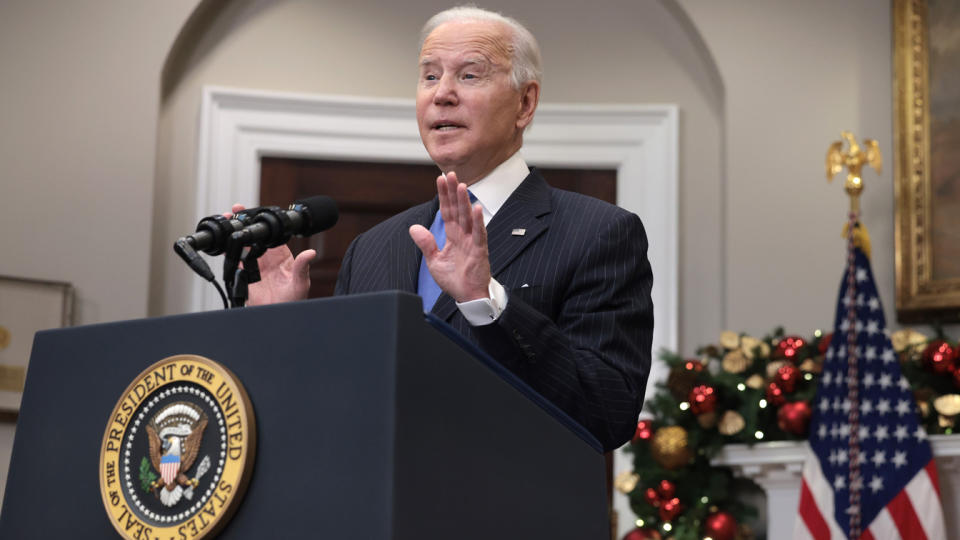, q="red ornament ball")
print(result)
[656,479,676,499]
[633,420,654,442]
[923,340,957,375]
[658,497,682,522]
[683,359,705,373]
[778,401,813,436]
[644,487,660,507]
[774,336,806,361]
[703,511,738,540]
[622,527,662,540]
[954,367,960,390]
[776,364,801,393]
[818,332,833,355]
[689,384,718,414]
[766,381,786,406]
